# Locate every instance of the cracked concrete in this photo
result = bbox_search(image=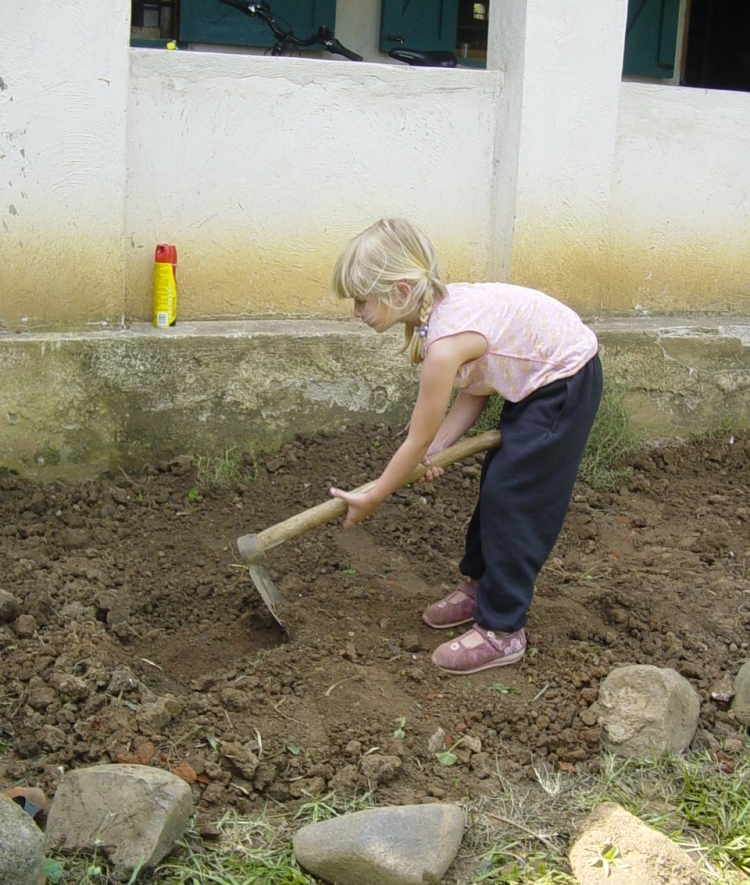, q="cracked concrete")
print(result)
[1,318,749,478]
